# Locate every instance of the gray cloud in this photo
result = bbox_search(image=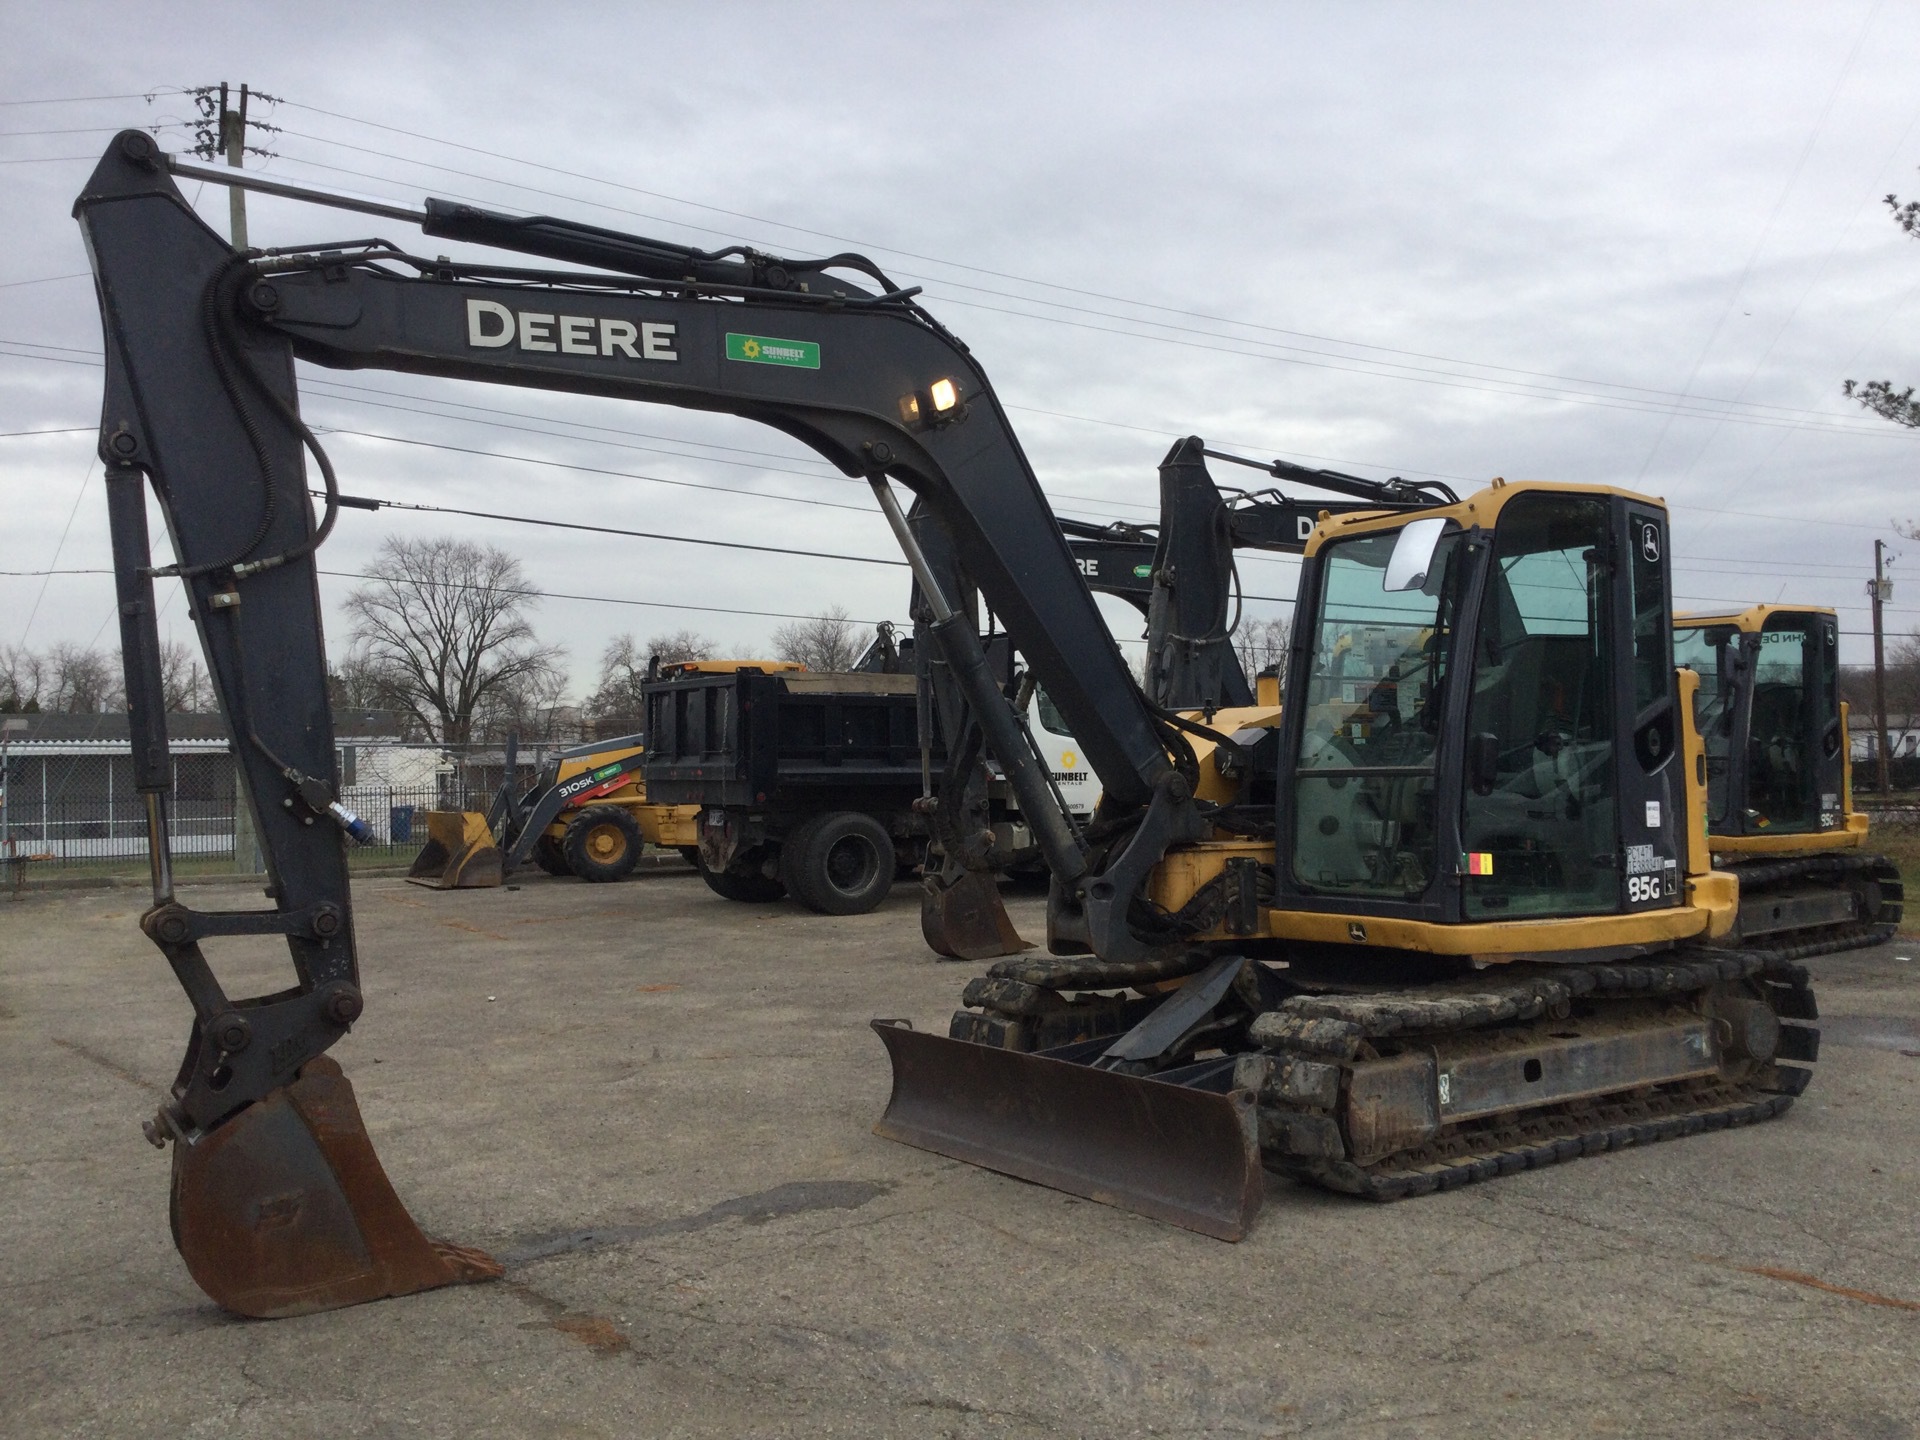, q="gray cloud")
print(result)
[5,1,1919,688]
